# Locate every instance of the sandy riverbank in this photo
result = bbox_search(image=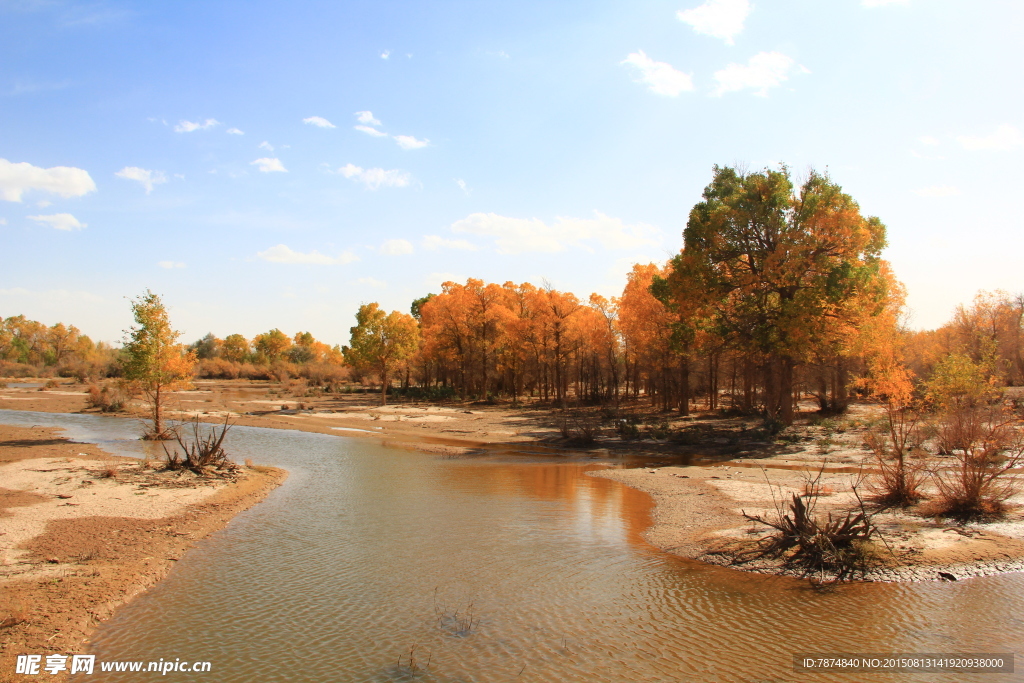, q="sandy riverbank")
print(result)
[0,422,286,683]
